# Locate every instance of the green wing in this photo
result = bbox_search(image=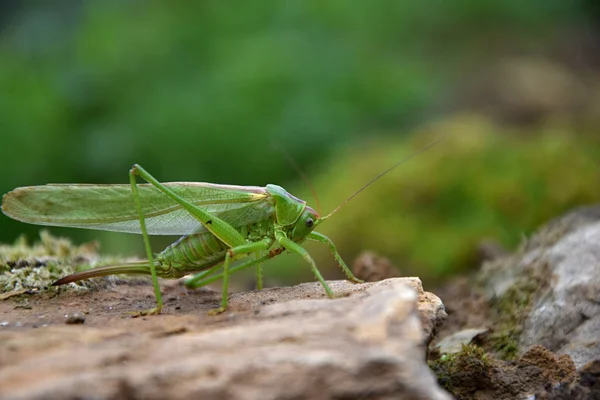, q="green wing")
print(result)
[2,183,273,235]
